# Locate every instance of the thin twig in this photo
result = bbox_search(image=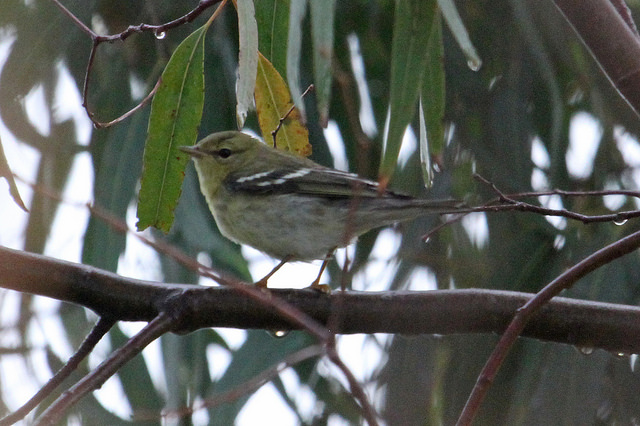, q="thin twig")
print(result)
[456,228,640,426]
[474,172,640,201]
[508,188,640,199]
[50,0,222,127]
[35,313,173,425]
[421,175,640,242]
[271,84,315,148]
[326,343,380,426]
[49,0,95,38]
[466,197,640,225]
[81,39,99,124]
[93,78,162,129]
[137,345,325,421]
[473,173,512,202]
[0,317,115,425]
[51,0,222,43]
